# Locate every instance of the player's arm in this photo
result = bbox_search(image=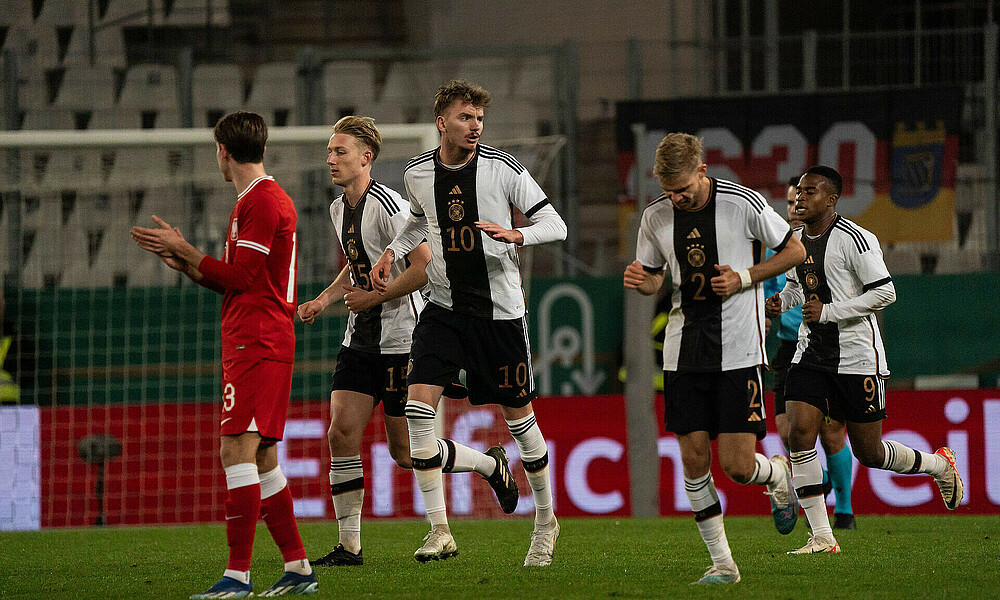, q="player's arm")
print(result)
[478,168,567,245]
[130,216,223,292]
[817,238,896,323]
[624,261,665,296]
[373,213,428,294]
[476,201,567,246]
[713,203,806,295]
[345,242,430,313]
[626,211,667,295]
[198,198,281,292]
[298,265,350,324]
